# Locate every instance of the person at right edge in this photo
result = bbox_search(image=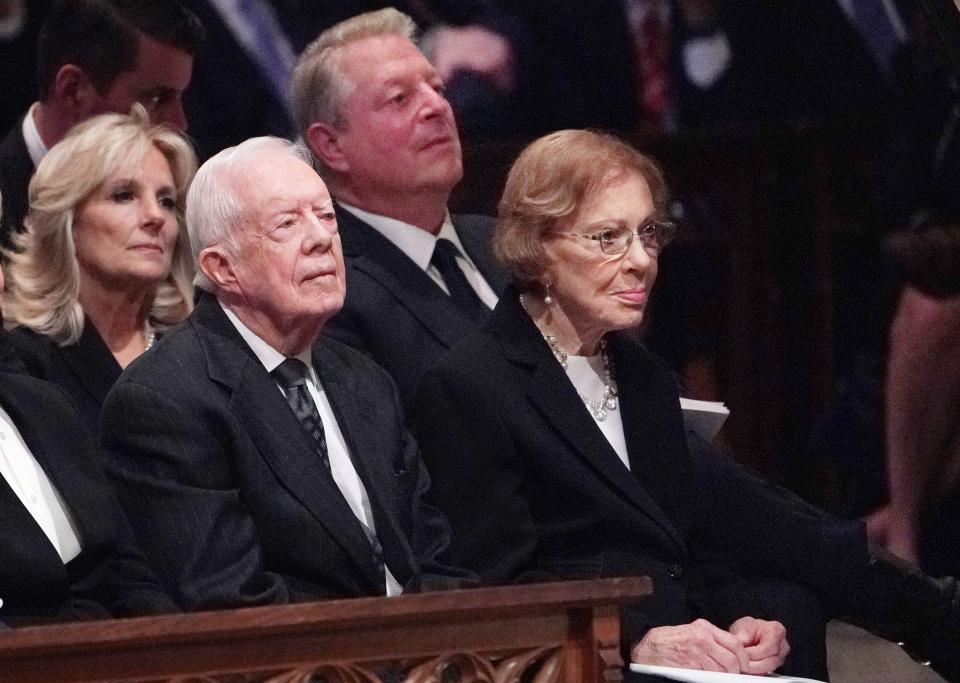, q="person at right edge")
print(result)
[413,129,960,682]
